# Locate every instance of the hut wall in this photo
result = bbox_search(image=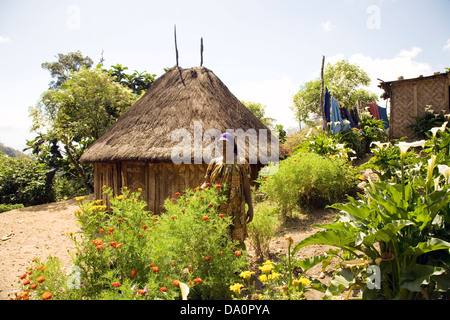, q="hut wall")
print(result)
[390,75,450,139]
[94,162,262,214]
